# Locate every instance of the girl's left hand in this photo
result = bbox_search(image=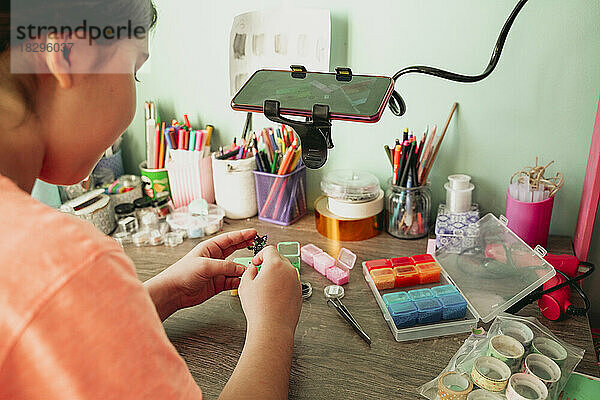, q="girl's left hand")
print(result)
[144,228,257,321]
